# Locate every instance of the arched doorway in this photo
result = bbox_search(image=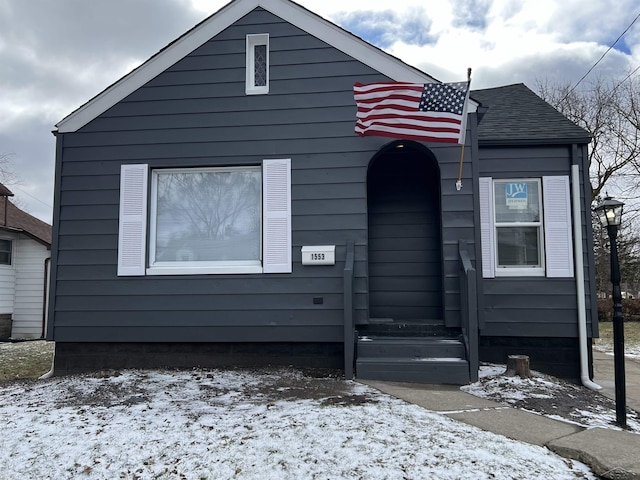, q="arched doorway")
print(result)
[367,141,443,323]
